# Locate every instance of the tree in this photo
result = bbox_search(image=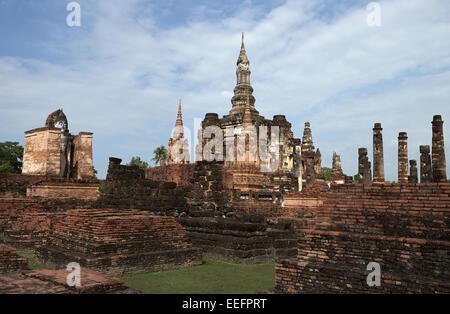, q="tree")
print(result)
[152,145,167,166]
[321,167,332,180]
[127,156,149,169]
[0,142,24,174]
